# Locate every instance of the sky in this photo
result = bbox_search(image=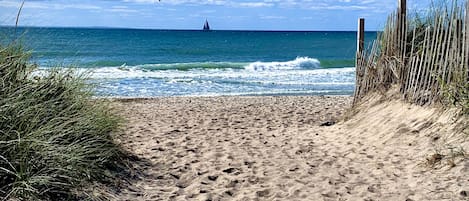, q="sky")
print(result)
[0,0,431,31]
